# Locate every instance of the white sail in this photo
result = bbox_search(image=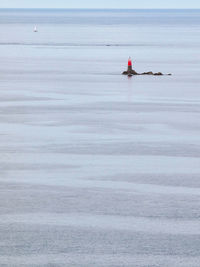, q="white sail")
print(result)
[34,26,38,32]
